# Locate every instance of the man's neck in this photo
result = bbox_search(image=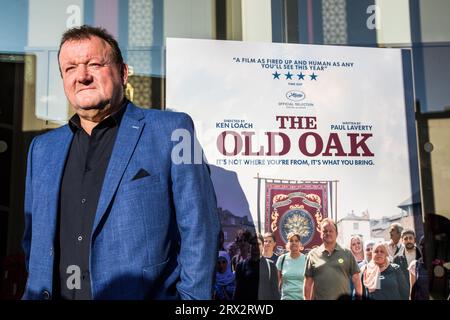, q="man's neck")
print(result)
[79,99,125,135]
[263,250,273,258]
[240,252,249,259]
[324,242,337,253]
[405,246,415,254]
[80,119,99,136]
